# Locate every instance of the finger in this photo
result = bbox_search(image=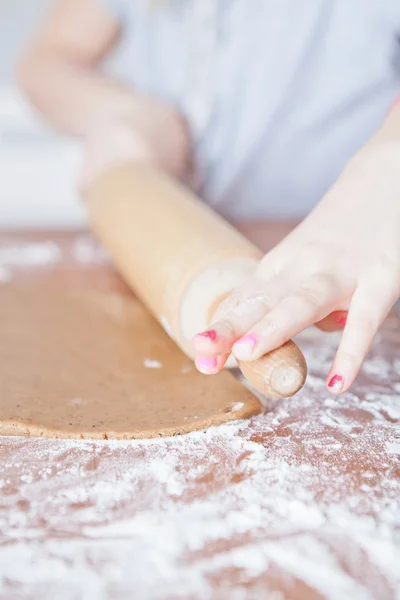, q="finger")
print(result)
[315,310,348,332]
[326,282,397,393]
[232,274,340,361]
[194,352,230,375]
[193,276,283,356]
